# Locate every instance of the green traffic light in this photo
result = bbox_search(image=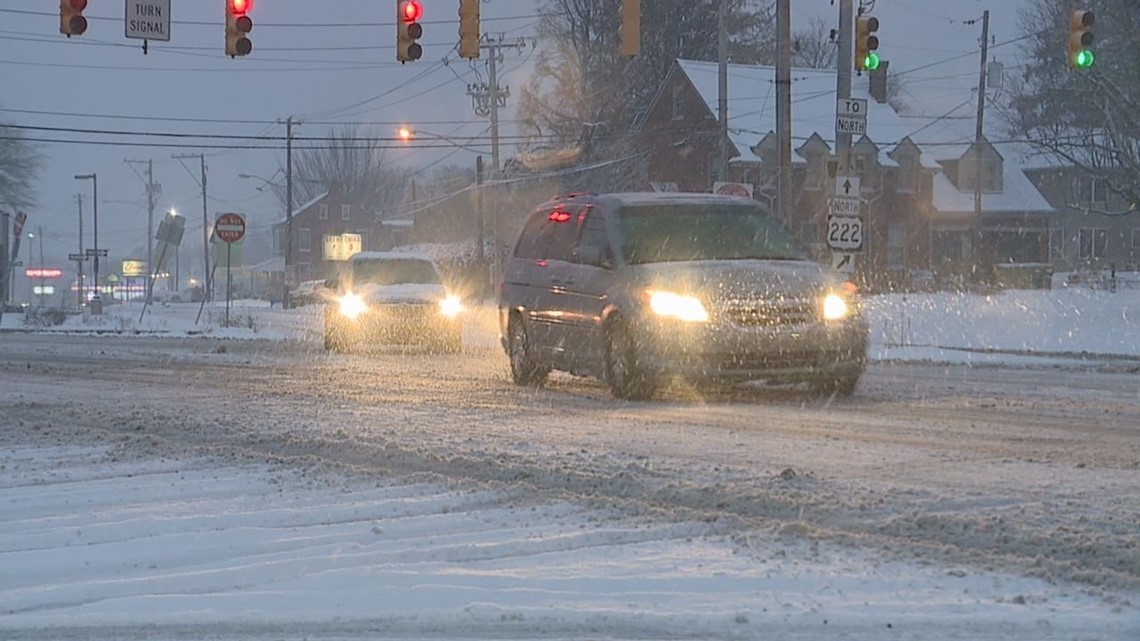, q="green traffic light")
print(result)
[863,52,880,71]
[1074,49,1095,68]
